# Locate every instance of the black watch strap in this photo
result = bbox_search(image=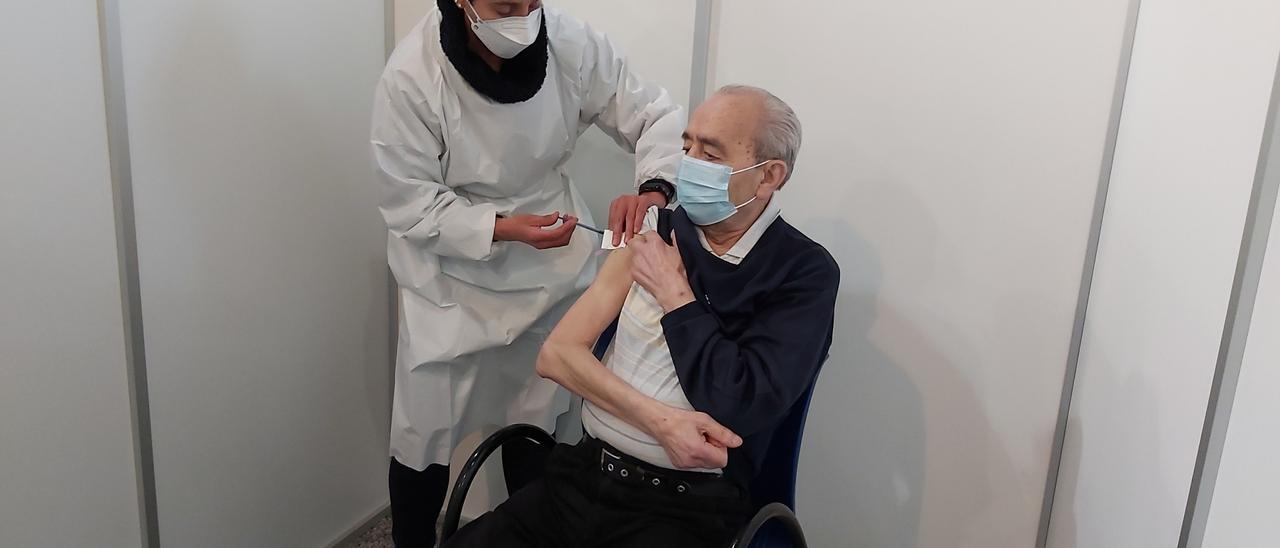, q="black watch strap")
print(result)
[637,179,675,203]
